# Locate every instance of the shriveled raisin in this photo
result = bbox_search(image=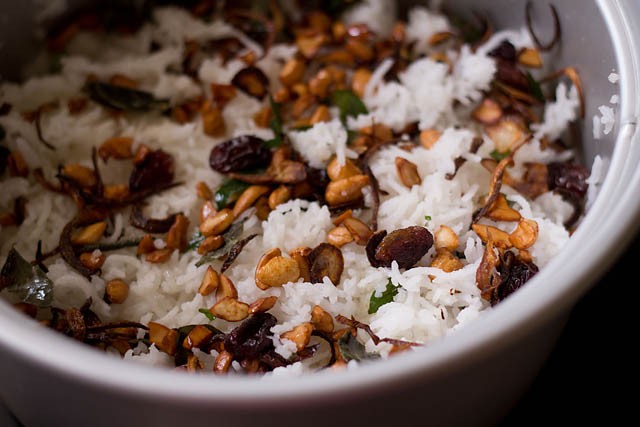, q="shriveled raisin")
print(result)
[547,161,589,227]
[373,226,433,269]
[129,149,174,193]
[492,251,539,305]
[224,313,277,360]
[209,135,271,174]
[488,40,517,62]
[547,162,589,199]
